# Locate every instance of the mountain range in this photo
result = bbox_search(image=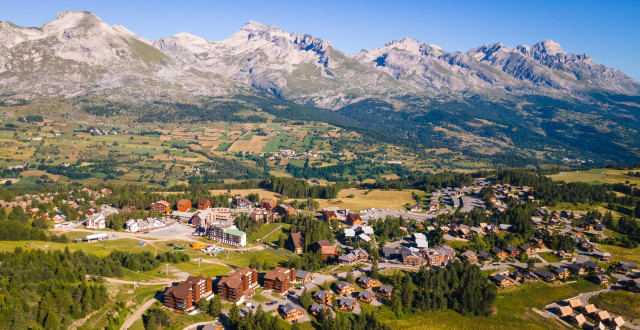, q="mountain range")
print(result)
[1,11,640,164]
